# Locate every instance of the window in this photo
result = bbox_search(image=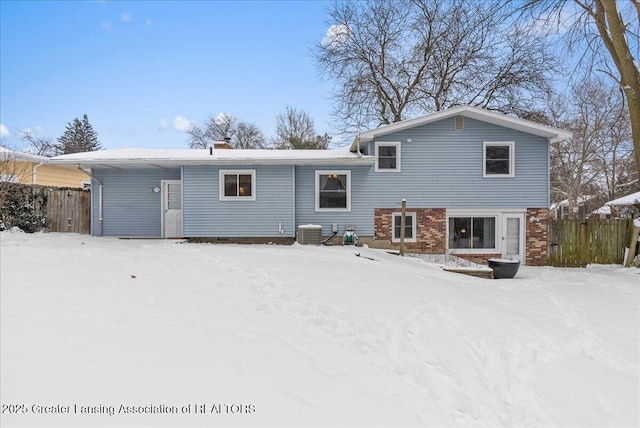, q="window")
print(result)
[375,142,401,172]
[483,141,514,178]
[448,216,496,249]
[219,170,256,201]
[392,212,416,242]
[315,170,350,211]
